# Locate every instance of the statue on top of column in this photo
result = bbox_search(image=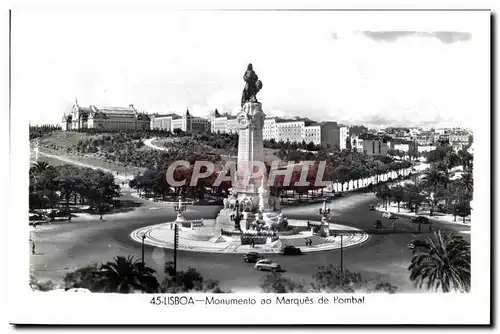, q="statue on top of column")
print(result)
[241,63,263,106]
